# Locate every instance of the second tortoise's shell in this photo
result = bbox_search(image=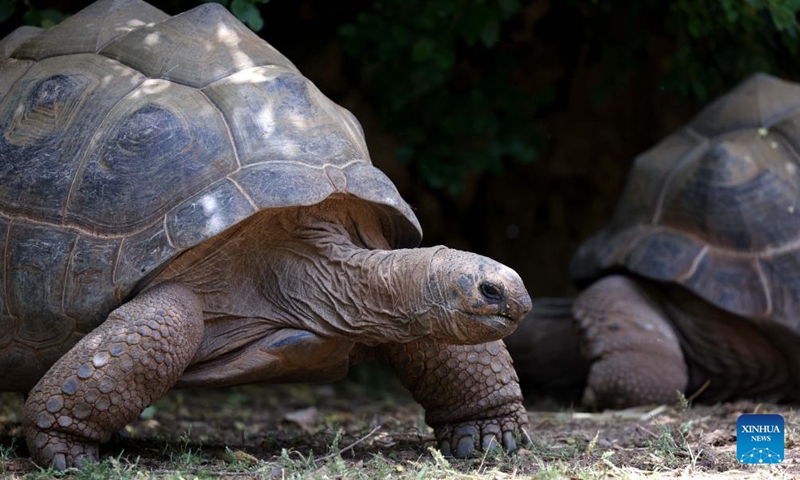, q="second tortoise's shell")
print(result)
[0,0,420,362]
[571,73,800,330]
